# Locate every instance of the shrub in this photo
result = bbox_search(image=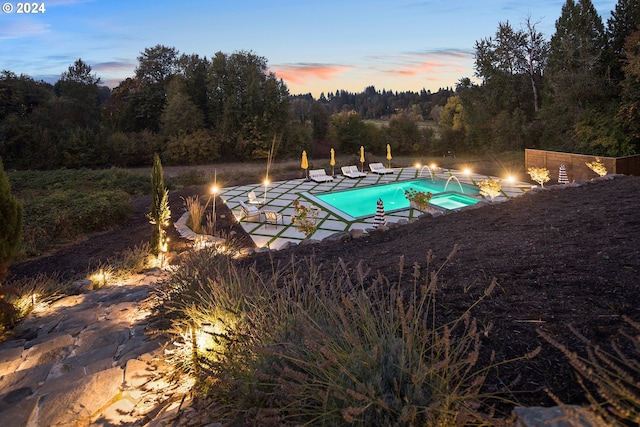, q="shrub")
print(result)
[478,178,502,202]
[404,187,433,211]
[18,189,131,258]
[586,157,608,177]
[527,167,550,187]
[291,199,319,238]
[9,168,149,258]
[161,248,539,426]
